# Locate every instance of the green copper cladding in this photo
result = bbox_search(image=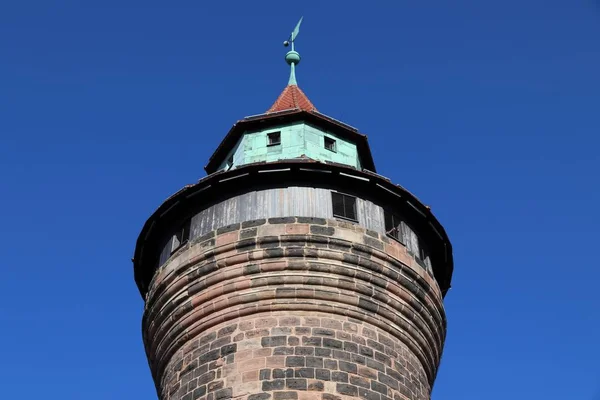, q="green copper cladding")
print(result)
[286,52,300,85]
[283,17,303,86]
[285,50,301,65]
[217,122,363,172]
[288,62,297,85]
